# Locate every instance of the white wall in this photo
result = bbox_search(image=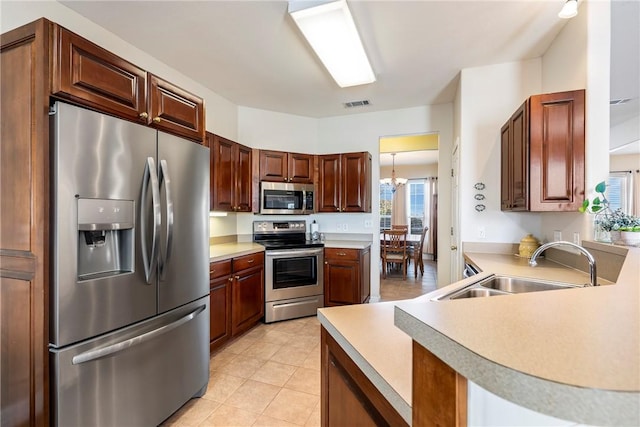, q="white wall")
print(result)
[319,105,454,294]
[610,116,640,151]
[458,59,543,244]
[380,163,438,180]
[540,0,611,245]
[1,1,239,140]
[238,107,318,150]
